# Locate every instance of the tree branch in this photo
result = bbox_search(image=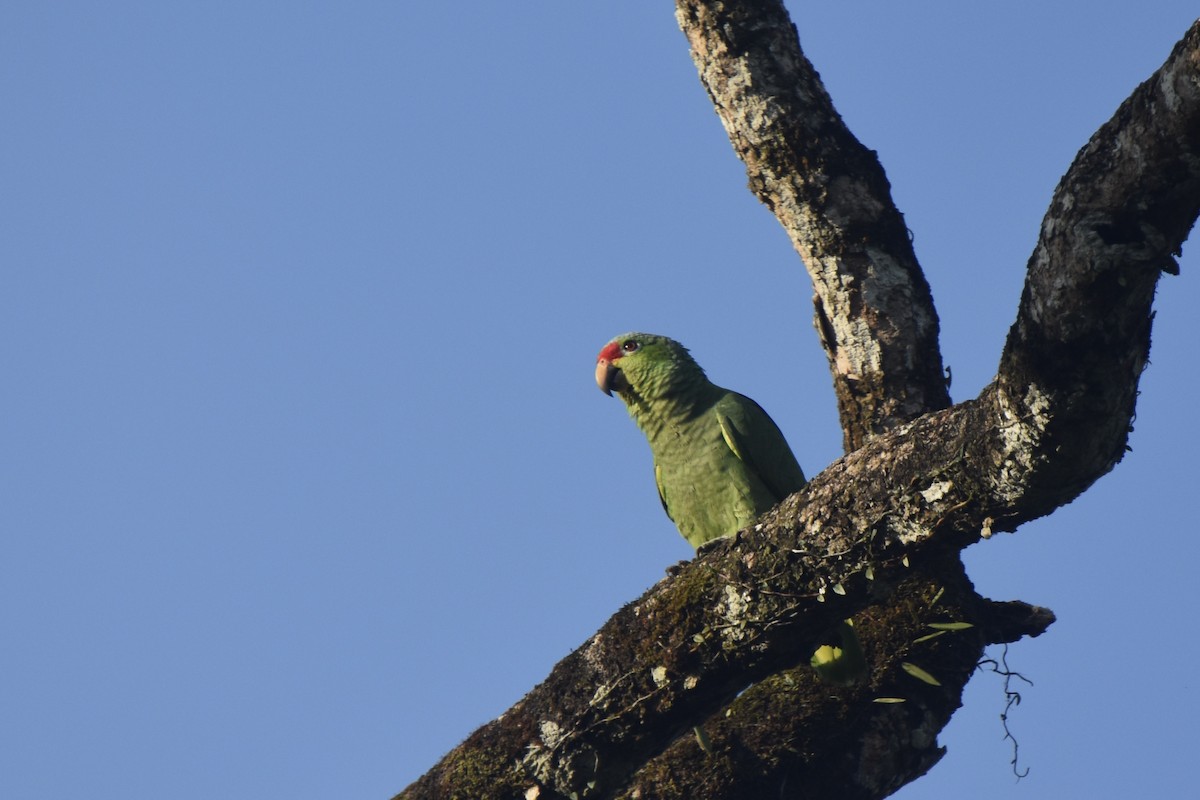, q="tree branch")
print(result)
[995,22,1200,515]
[395,15,1200,800]
[675,0,950,450]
